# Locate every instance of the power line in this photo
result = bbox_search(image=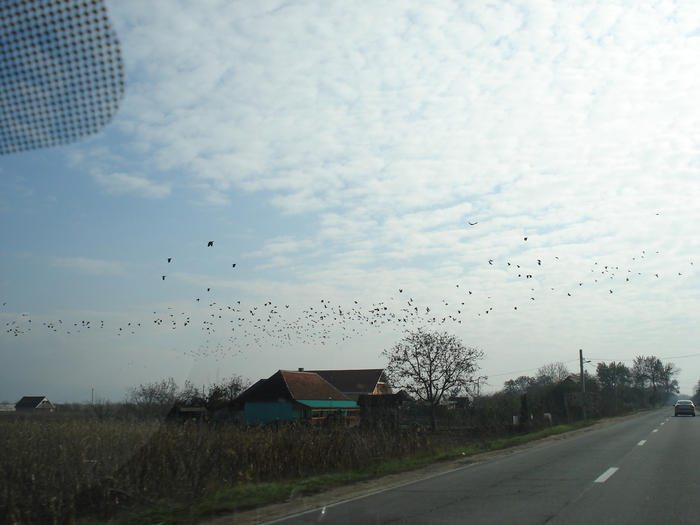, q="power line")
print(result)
[587,352,700,363]
[489,352,695,386]
[489,358,579,378]
[489,366,541,378]
[659,352,700,360]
